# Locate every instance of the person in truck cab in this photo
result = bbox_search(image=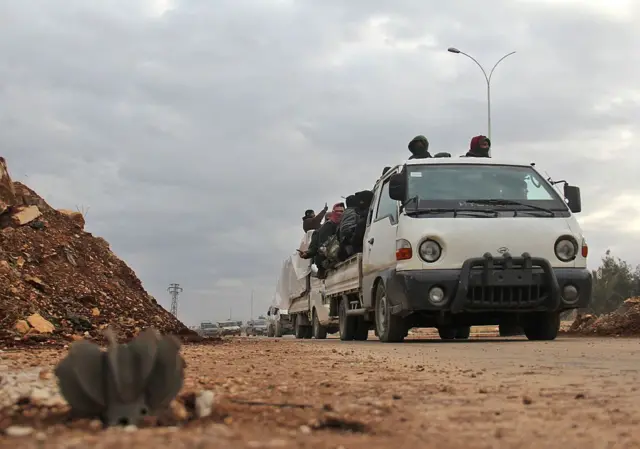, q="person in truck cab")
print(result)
[408,135,432,159]
[464,135,491,157]
[302,203,328,232]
